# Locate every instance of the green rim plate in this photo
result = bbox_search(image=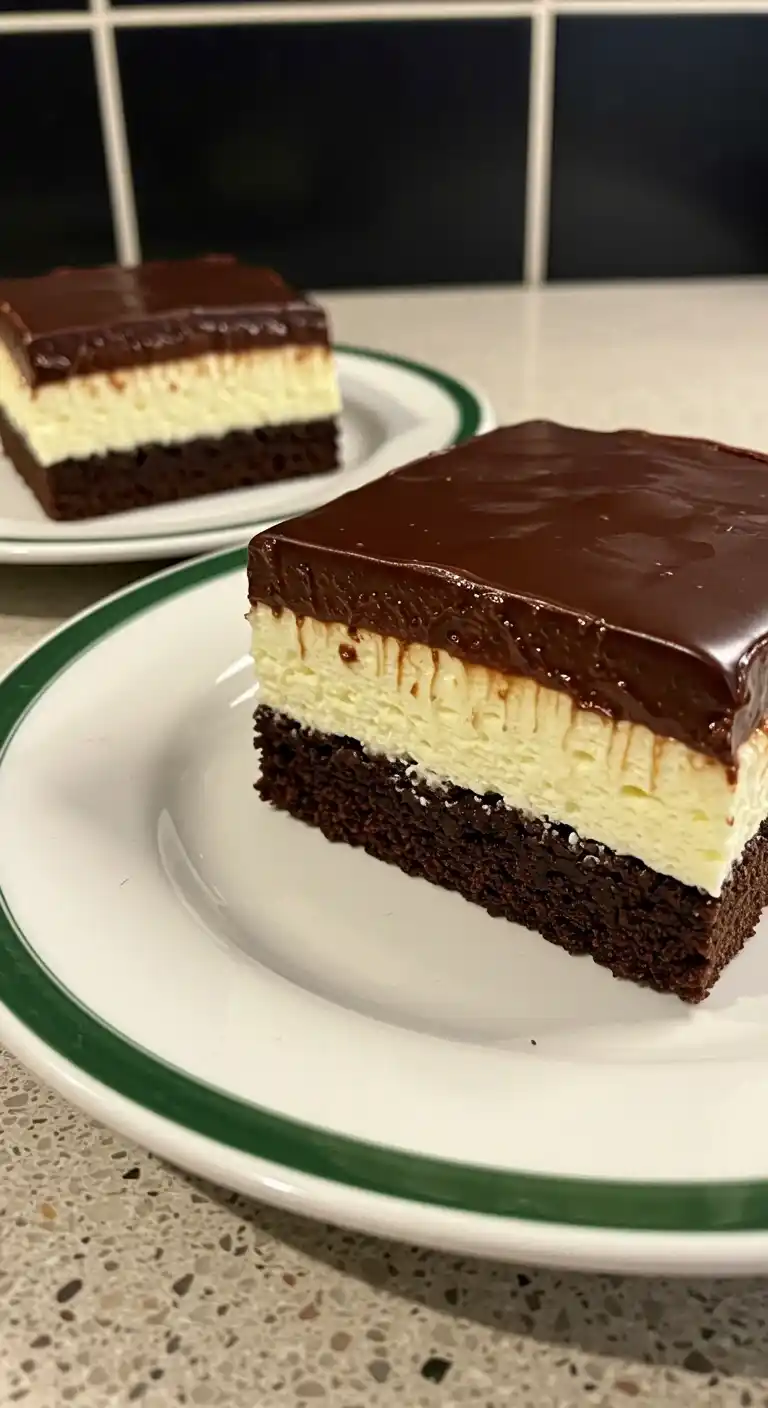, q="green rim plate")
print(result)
[1,549,767,1235]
